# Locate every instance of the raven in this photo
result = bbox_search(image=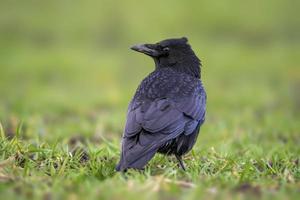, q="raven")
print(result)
[116,37,206,171]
